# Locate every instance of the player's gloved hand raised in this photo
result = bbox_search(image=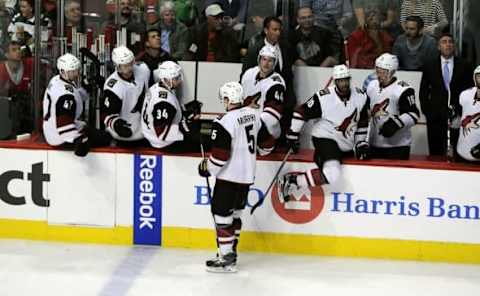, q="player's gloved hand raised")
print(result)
[379,116,403,138]
[183,100,203,122]
[354,141,370,160]
[471,143,480,159]
[74,134,90,157]
[286,131,300,154]
[113,118,132,138]
[198,158,210,177]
